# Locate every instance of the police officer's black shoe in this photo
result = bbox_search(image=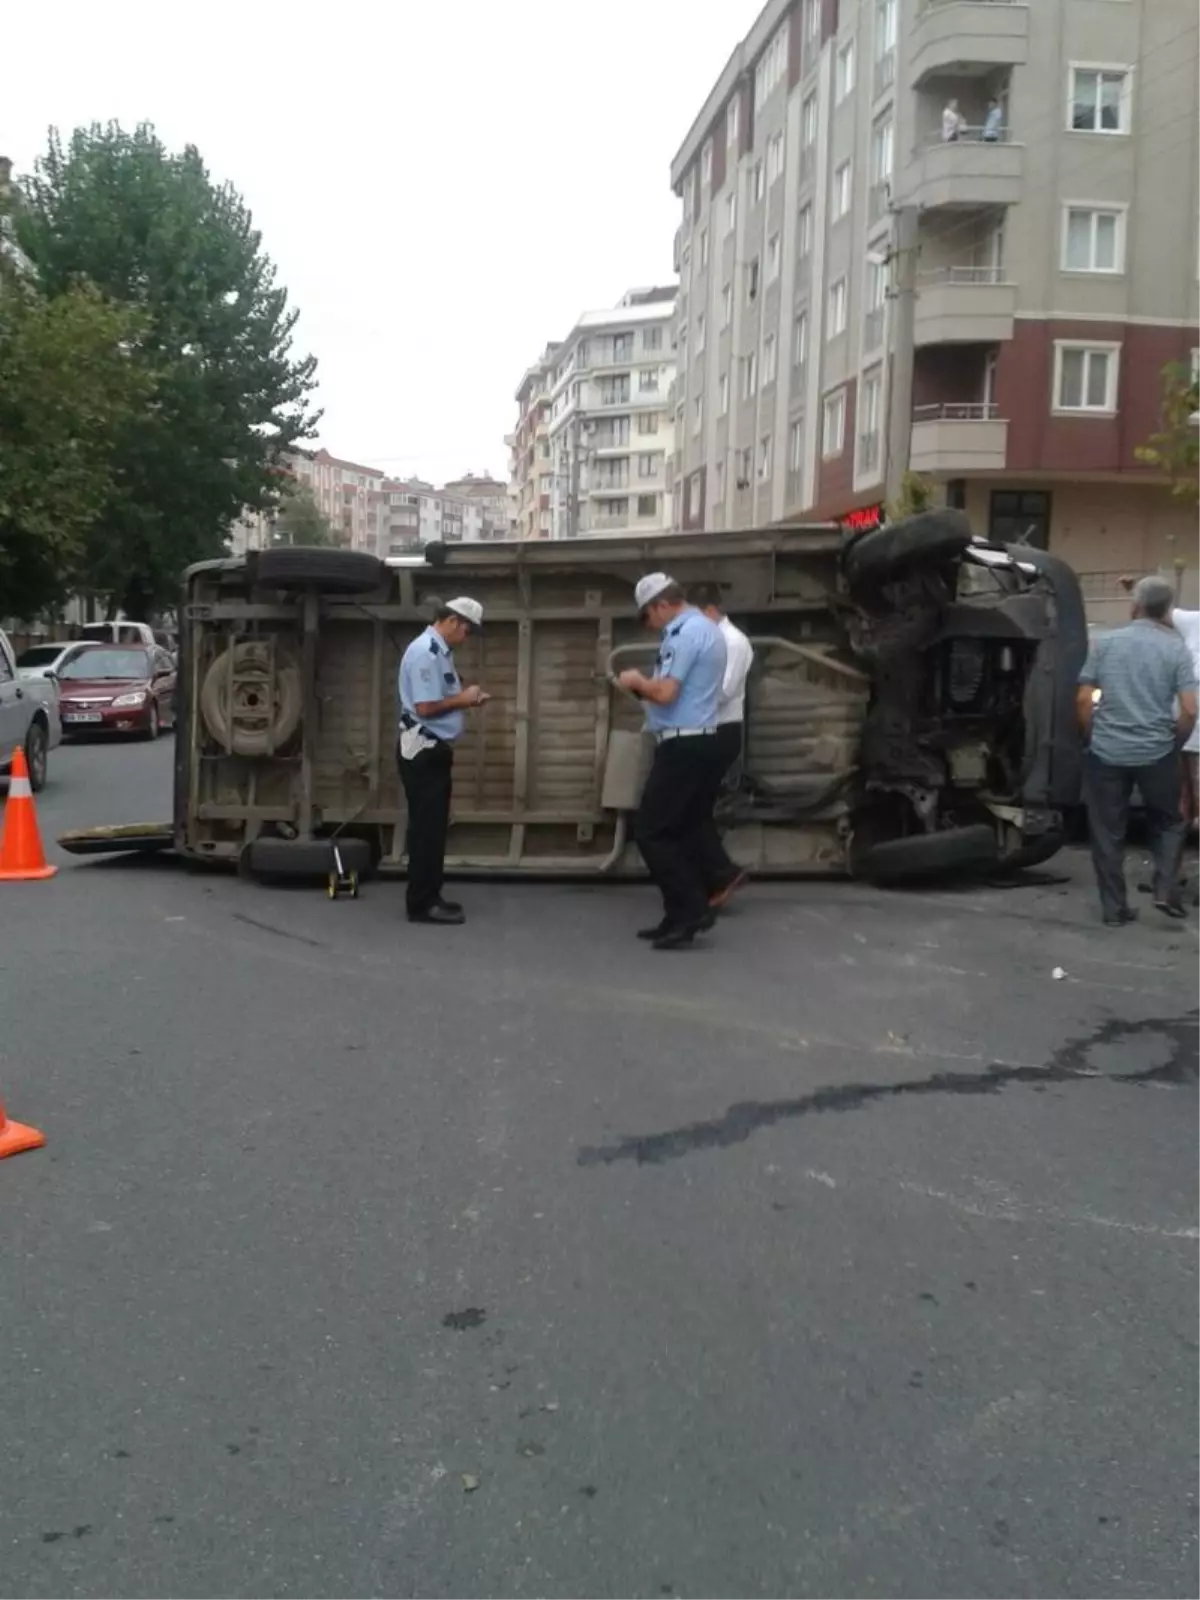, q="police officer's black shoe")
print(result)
[435,896,463,915]
[650,913,715,950]
[637,918,672,940]
[408,903,465,925]
[638,911,714,940]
